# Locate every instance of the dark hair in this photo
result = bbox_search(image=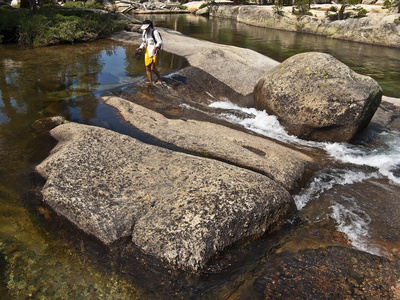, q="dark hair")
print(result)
[143,20,153,29]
